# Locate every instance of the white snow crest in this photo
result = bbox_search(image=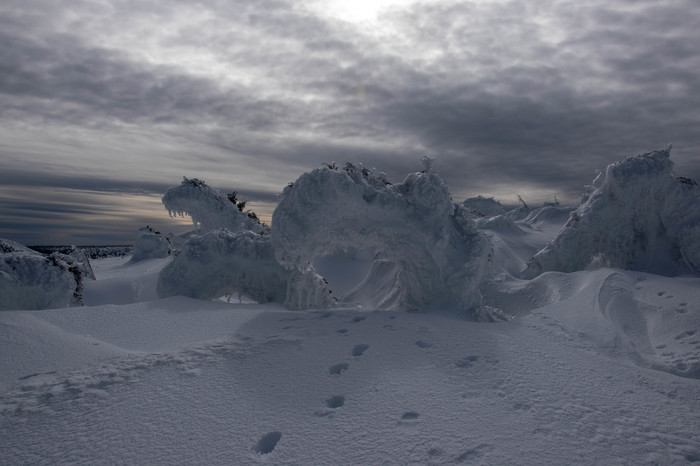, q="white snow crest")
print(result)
[271,163,493,318]
[526,147,700,277]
